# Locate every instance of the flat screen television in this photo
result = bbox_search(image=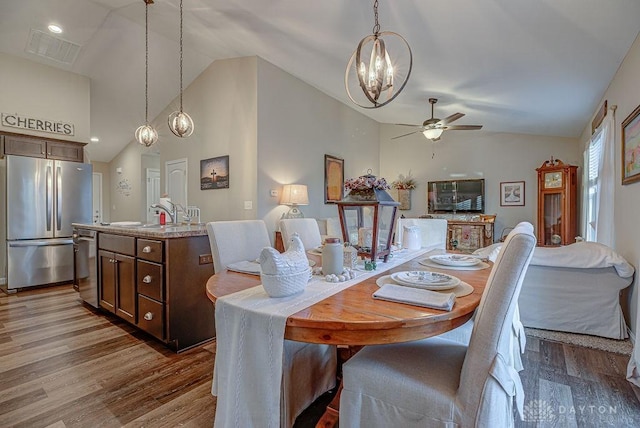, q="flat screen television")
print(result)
[427,179,485,213]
